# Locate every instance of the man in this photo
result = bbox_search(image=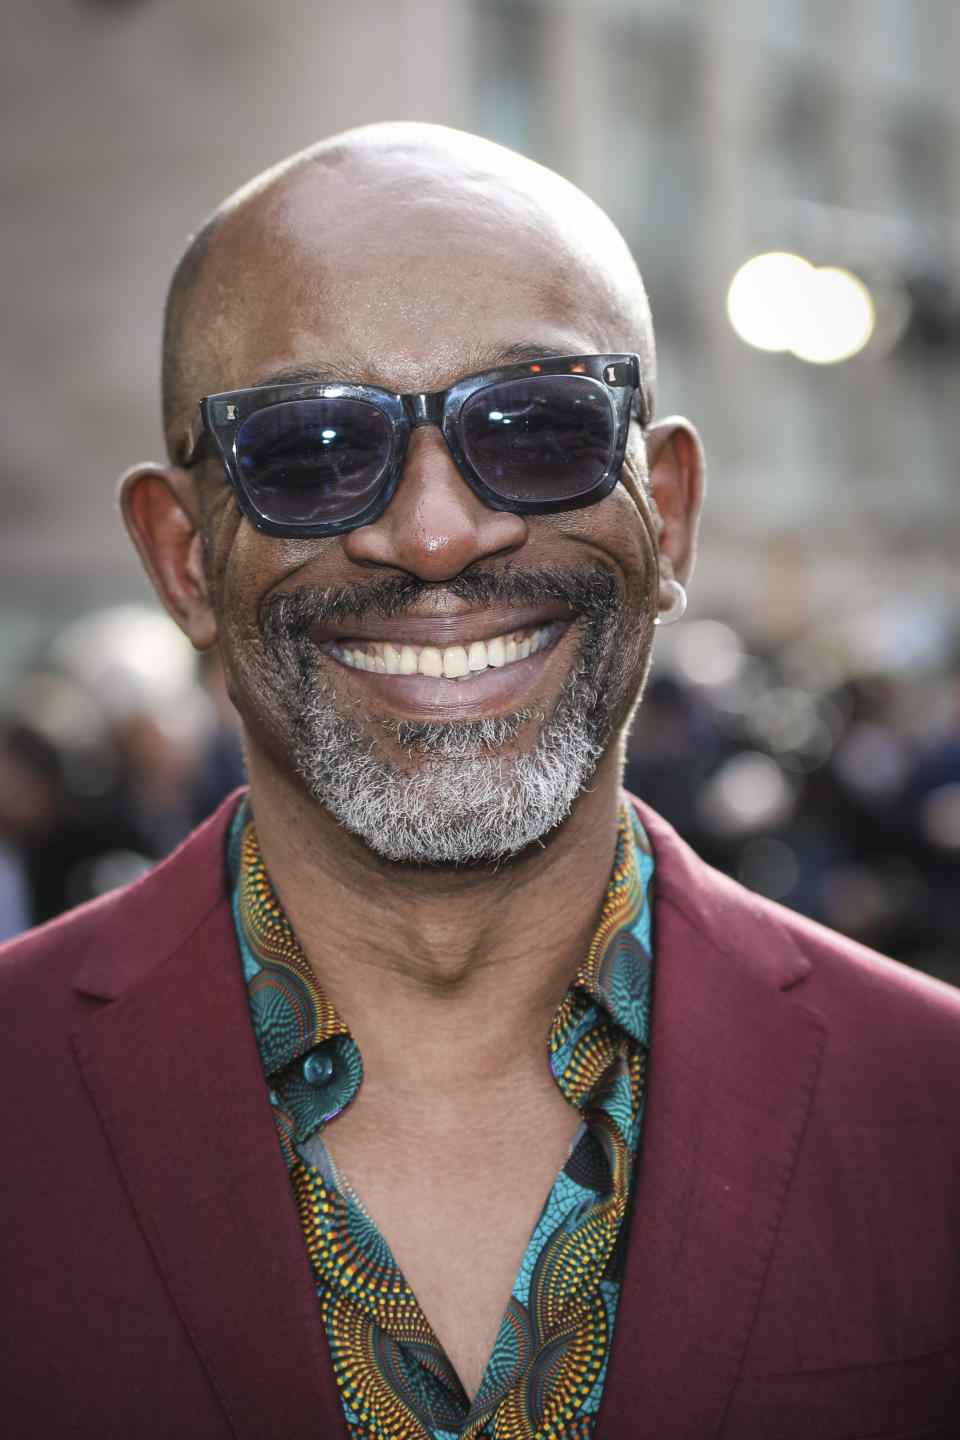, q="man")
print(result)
[1,123,959,1439]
